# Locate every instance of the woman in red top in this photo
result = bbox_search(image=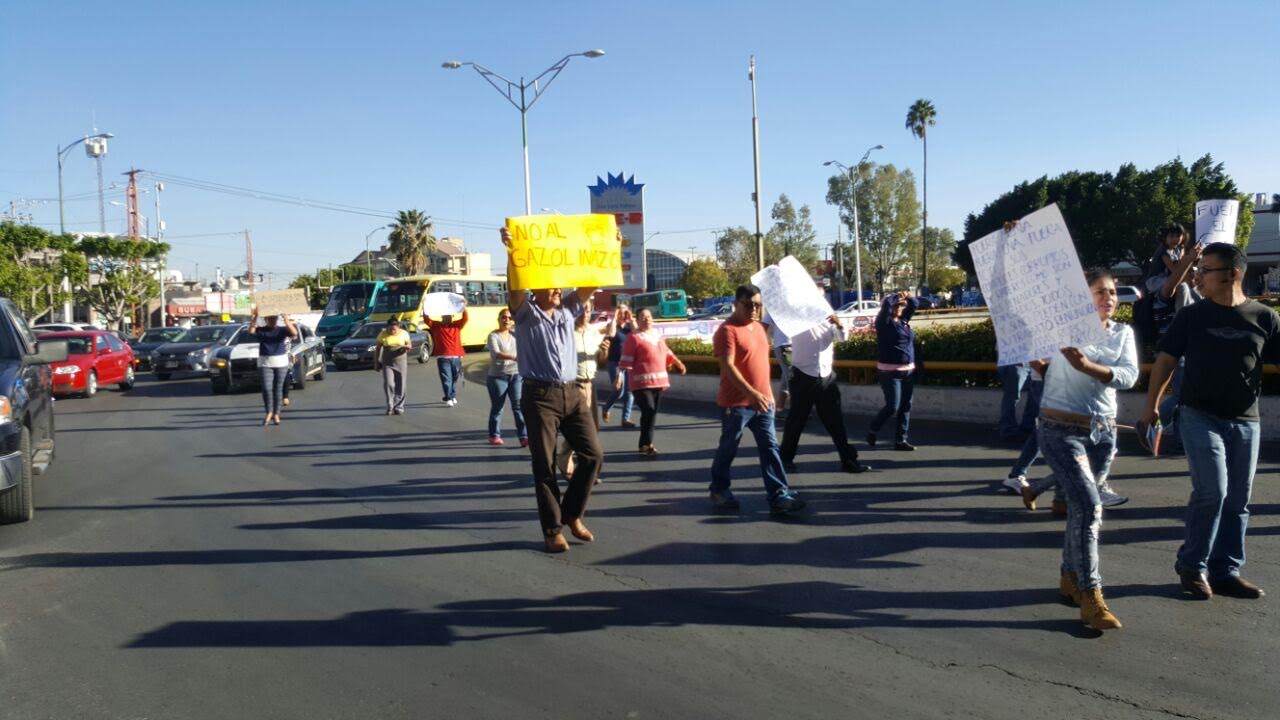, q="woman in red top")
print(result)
[617,308,687,456]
